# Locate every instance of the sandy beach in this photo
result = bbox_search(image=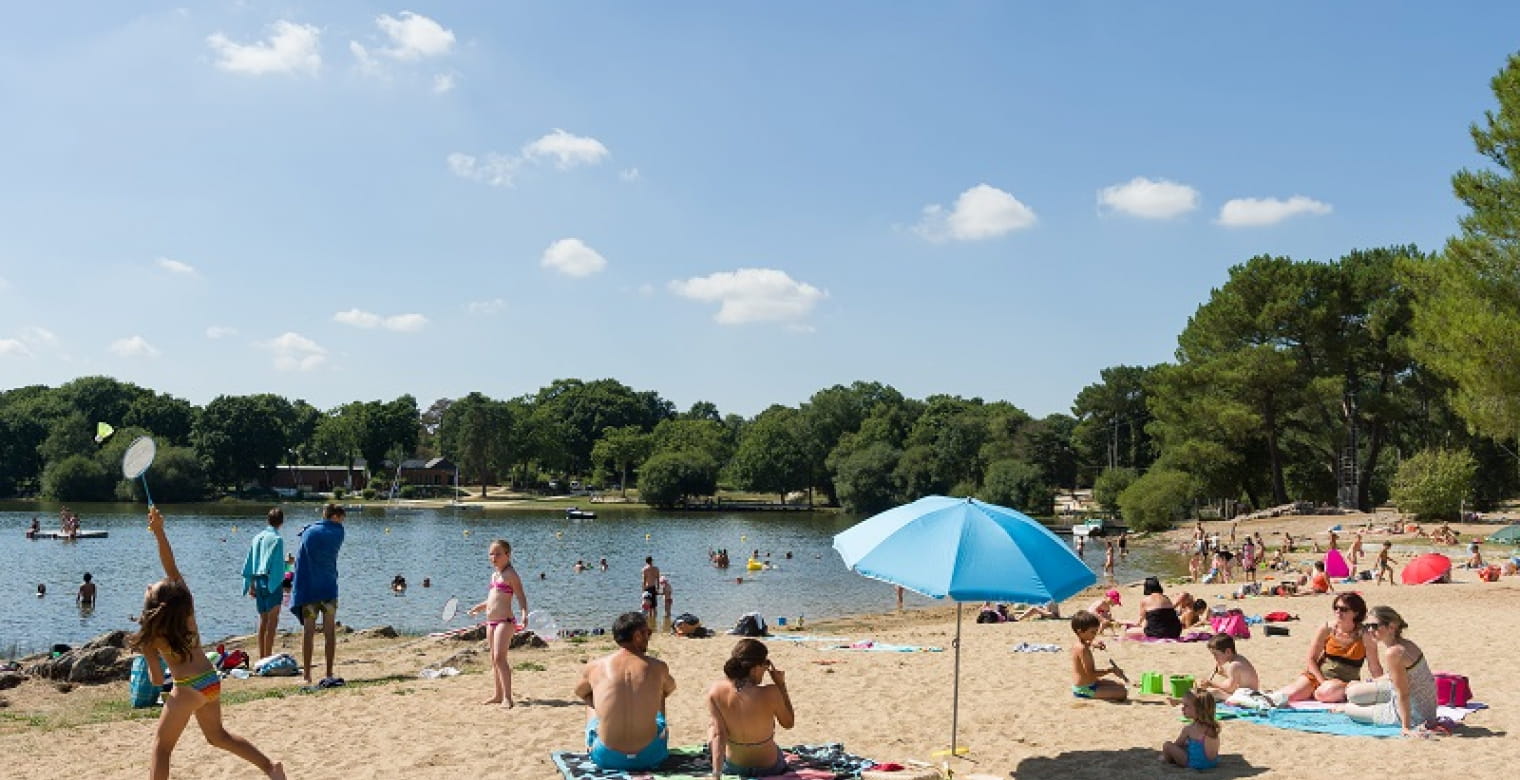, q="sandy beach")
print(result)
[2,515,1516,779]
